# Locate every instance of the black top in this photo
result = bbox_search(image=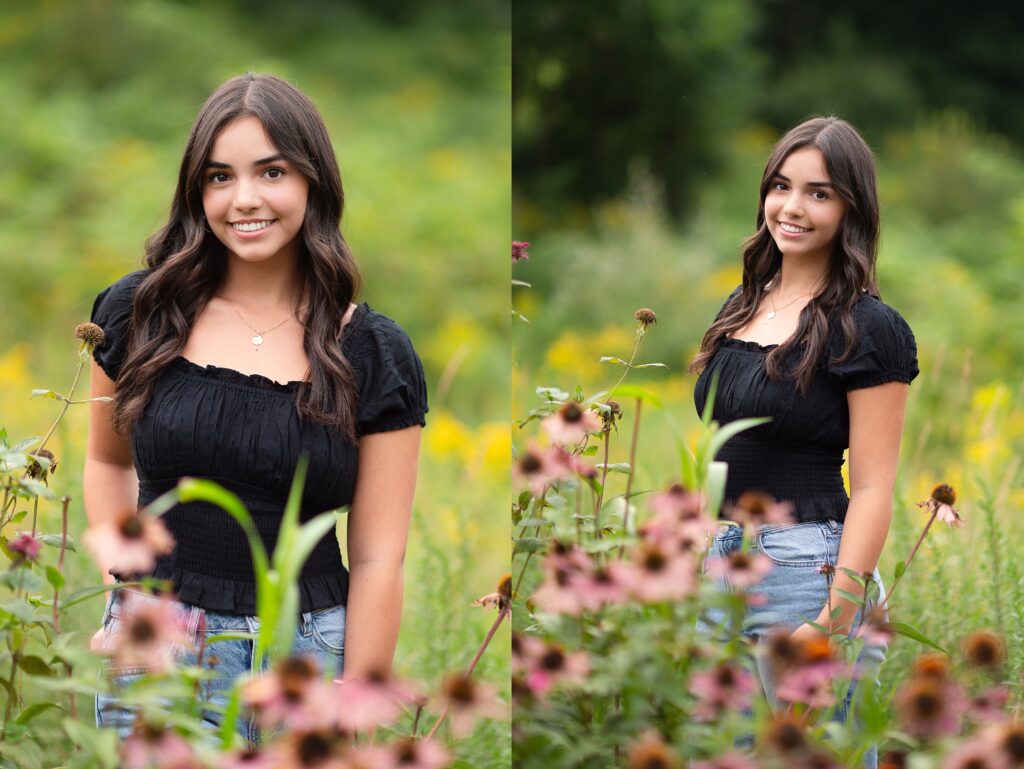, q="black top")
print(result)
[694,287,919,523]
[90,270,428,614]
